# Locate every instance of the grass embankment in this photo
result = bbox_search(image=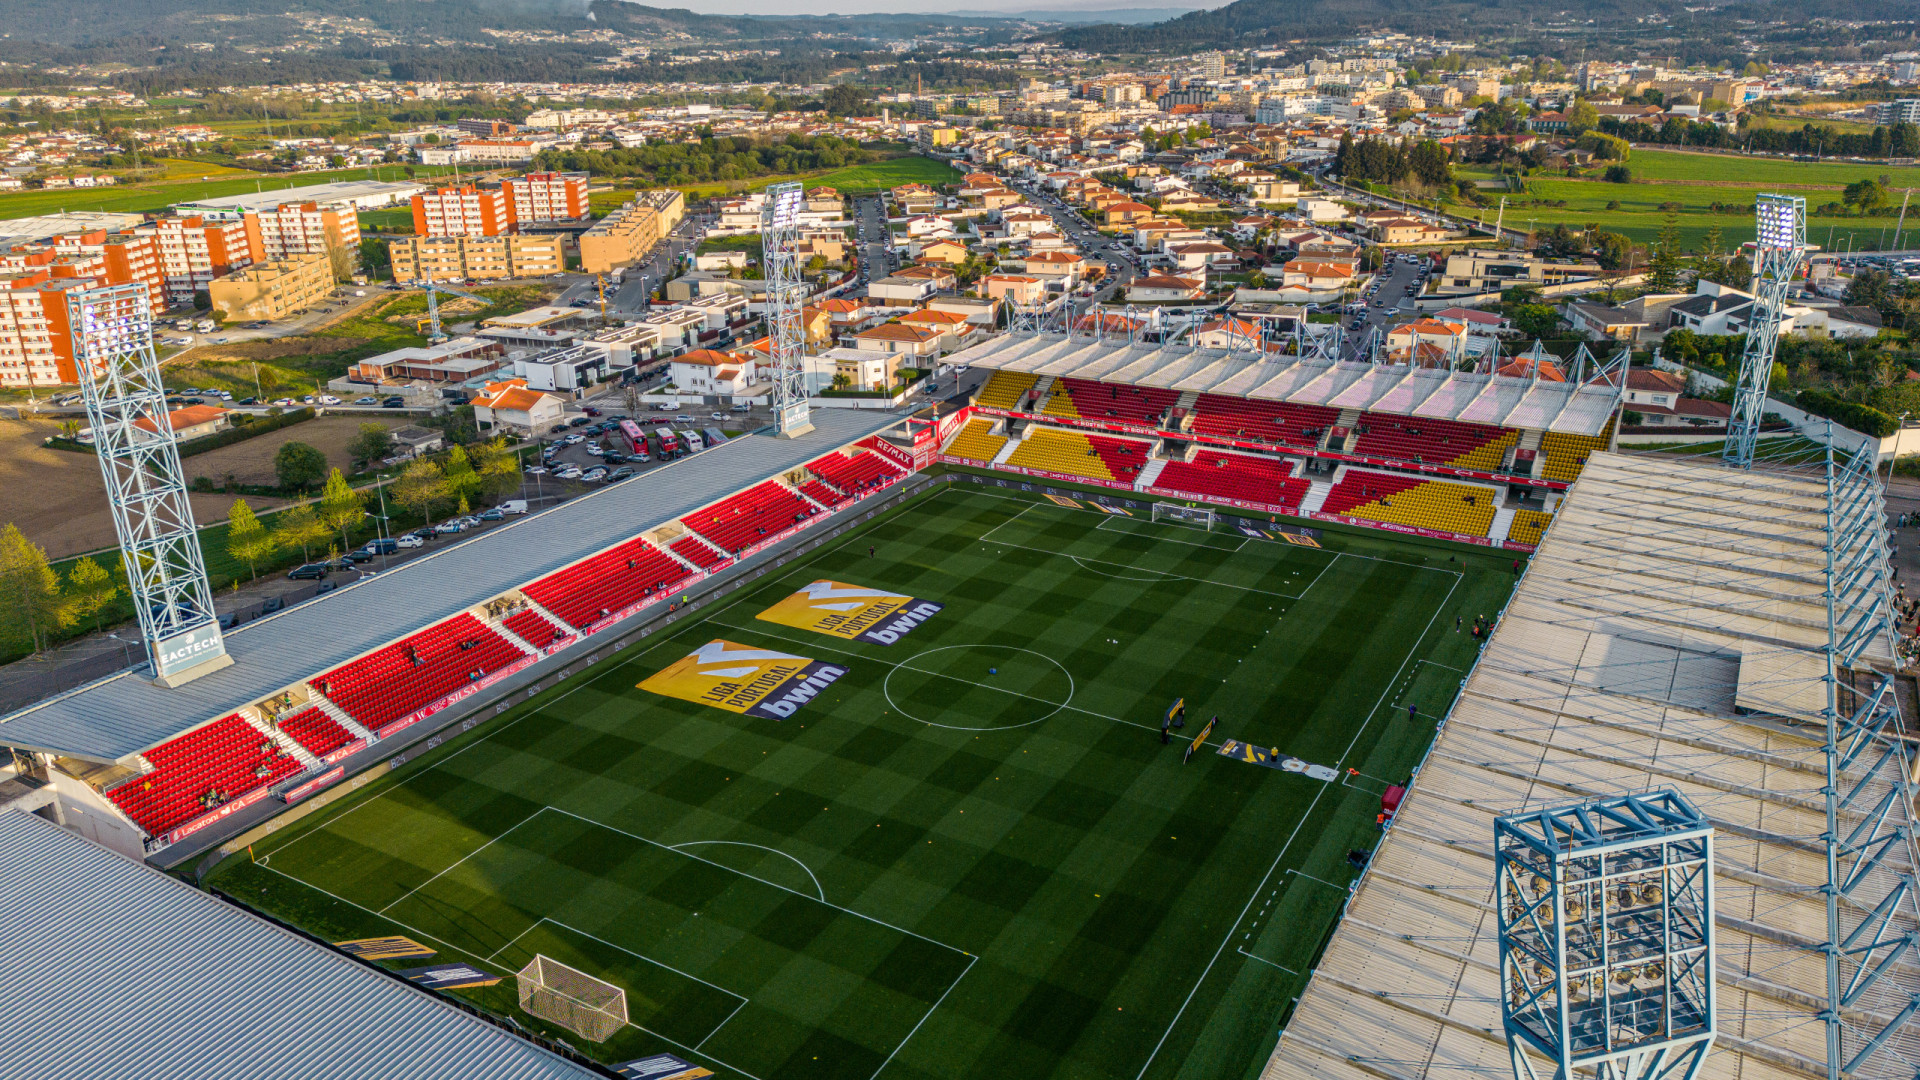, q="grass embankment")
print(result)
[0,163,463,221]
